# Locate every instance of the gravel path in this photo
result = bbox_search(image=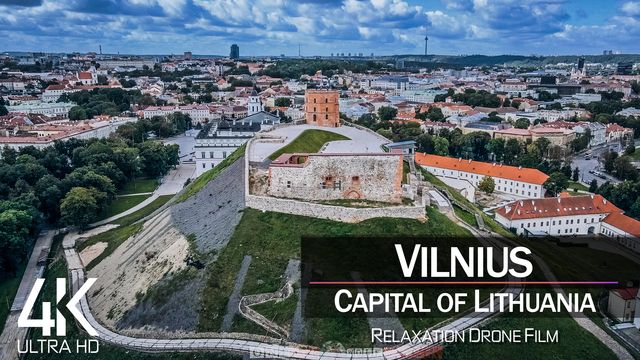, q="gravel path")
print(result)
[221,255,252,331]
